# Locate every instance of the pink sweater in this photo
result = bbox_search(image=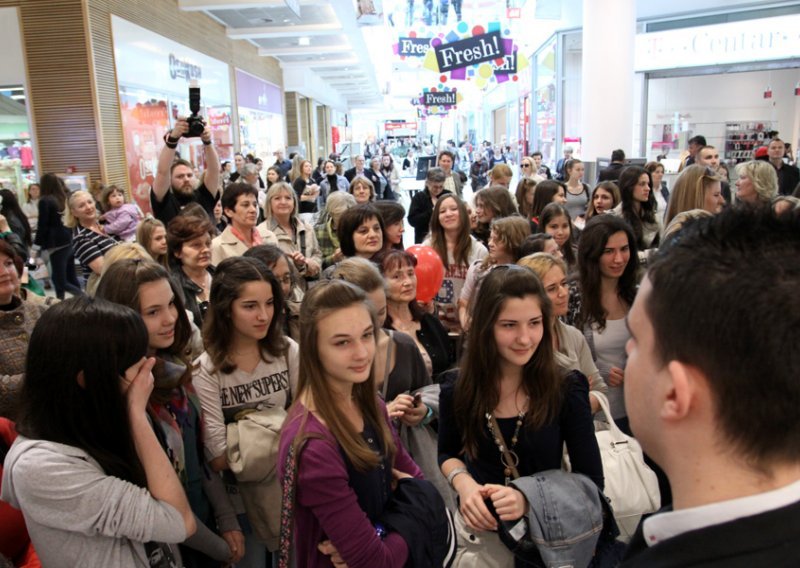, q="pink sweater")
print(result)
[278,400,422,568]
